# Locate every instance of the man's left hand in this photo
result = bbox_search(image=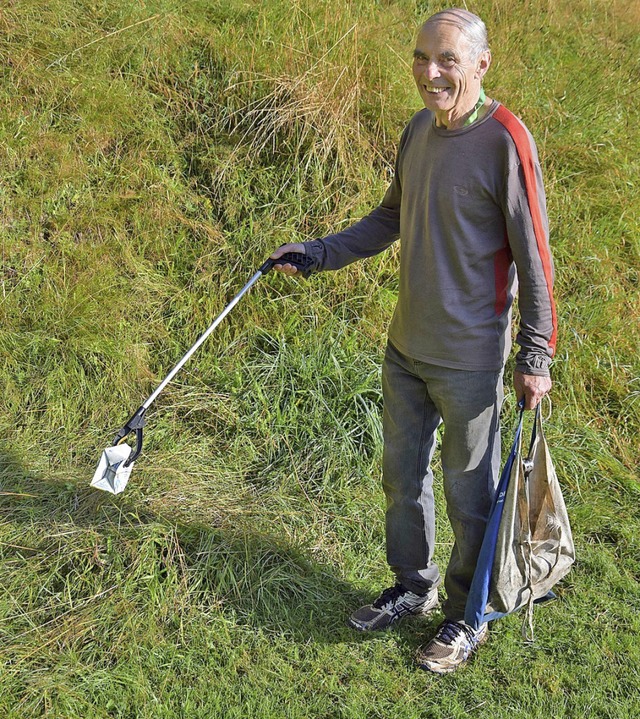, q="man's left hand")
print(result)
[514,371,552,410]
